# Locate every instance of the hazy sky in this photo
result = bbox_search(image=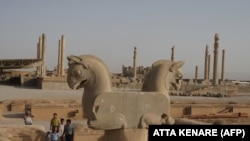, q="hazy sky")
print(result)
[0,1,249,80]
